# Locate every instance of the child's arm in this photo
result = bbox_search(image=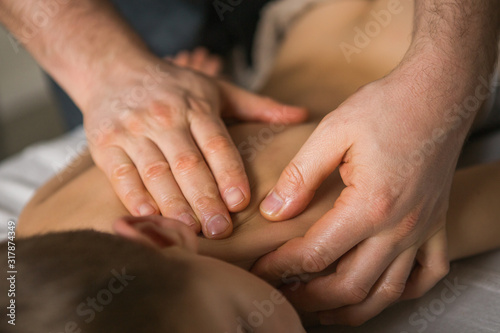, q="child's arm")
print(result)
[447,160,500,261]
